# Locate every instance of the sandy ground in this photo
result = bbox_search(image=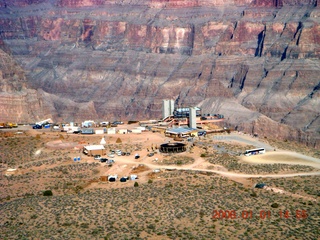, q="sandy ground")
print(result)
[240,151,320,169]
[8,124,320,182]
[78,128,320,183]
